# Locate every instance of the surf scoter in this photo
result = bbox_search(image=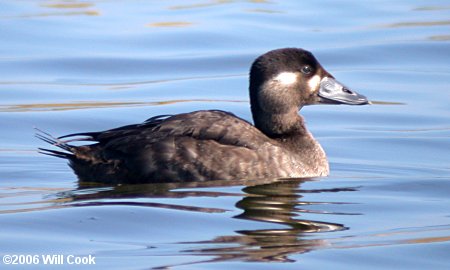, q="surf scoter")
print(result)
[38,48,369,183]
